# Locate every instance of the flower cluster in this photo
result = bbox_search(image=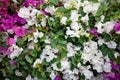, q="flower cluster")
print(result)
[0,0,120,80]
